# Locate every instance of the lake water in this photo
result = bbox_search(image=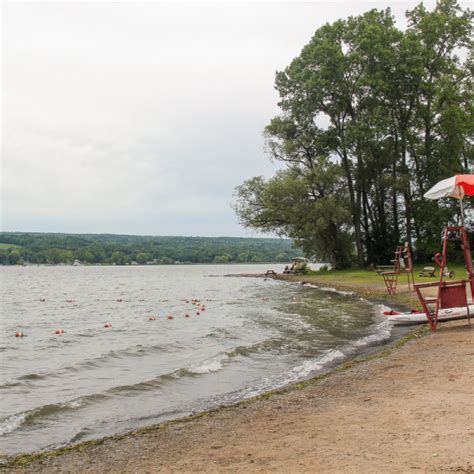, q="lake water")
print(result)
[0,264,398,455]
